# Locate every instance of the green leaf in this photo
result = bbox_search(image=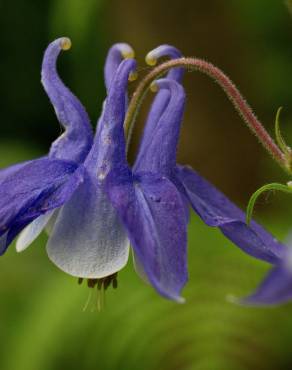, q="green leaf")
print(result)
[246,182,292,224]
